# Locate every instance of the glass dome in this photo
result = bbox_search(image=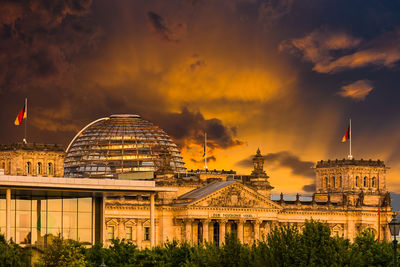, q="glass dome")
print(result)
[64,114,186,178]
